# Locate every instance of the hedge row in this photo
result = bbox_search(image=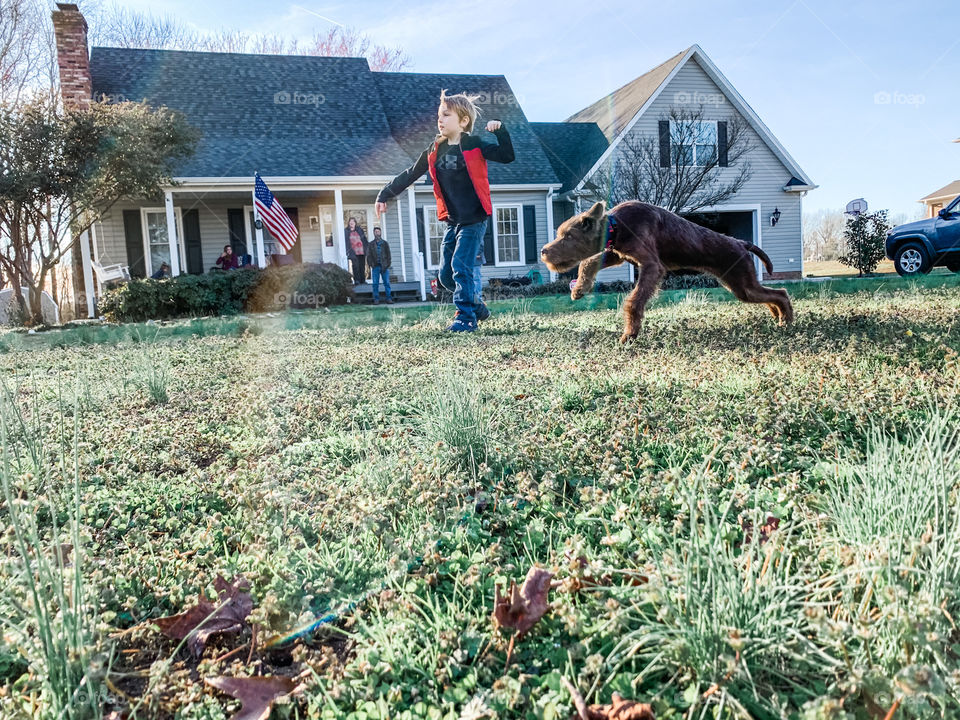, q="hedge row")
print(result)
[98,263,354,322]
